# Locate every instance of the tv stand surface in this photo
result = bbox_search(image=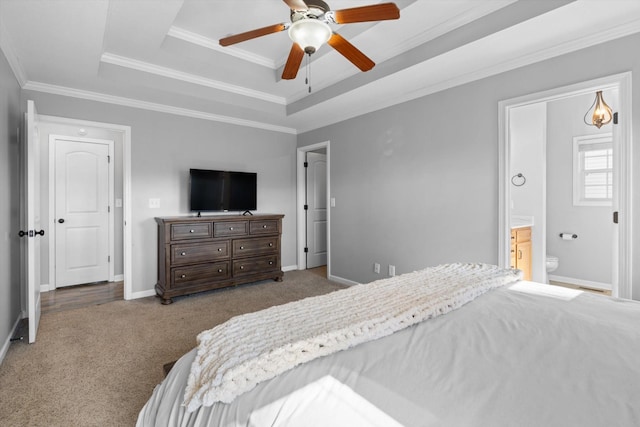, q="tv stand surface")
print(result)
[155,214,284,304]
